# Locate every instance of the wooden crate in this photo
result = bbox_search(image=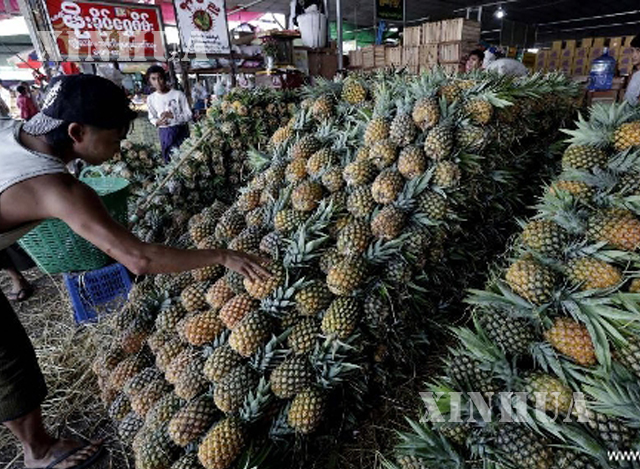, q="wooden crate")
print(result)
[419,44,438,65]
[385,46,403,67]
[403,47,420,67]
[404,26,422,47]
[374,46,386,68]
[420,63,437,74]
[405,65,420,75]
[440,18,480,43]
[440,63,462,75]
[421,21,441,44]
[438,41,476,64]
[348,50,363,68]
[362,46,375,69]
